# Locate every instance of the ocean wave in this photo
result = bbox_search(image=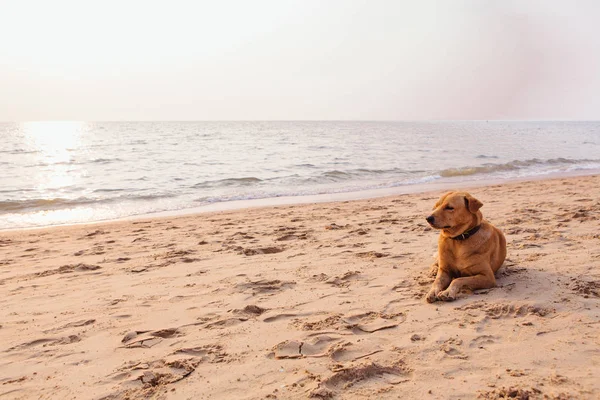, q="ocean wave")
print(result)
[0,193,177,214]
[0,189,34,194]
[191,177,263,188]
[189,168,410,189]
[90,158,122,164]
[29,157,123,168]
[321,170,352,180]
[0,198,99,213]
[0,149,40,155]
[310,167,407,182]
[92,188,126,193]
[475,155,499,159]
[193,174,444,205]
[439,158,599,178]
